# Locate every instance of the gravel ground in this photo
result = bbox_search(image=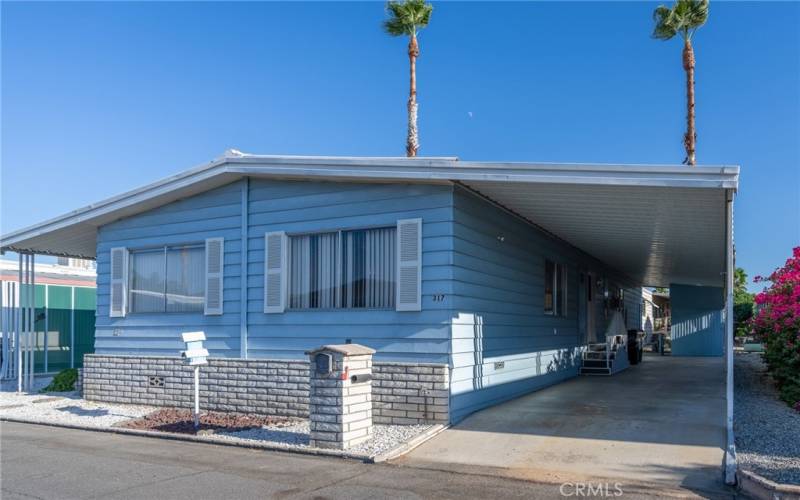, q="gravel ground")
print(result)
[2,384,432,459]
[219,420,432,457]
[0,389,156,428]
[734,352,800,485]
